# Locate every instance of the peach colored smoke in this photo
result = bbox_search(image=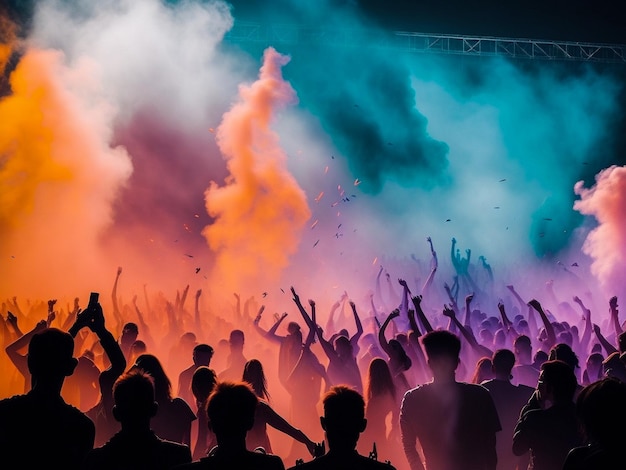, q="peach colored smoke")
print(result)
[203,47,311,297]
[0,48,132,299]
[574,165,626,297]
